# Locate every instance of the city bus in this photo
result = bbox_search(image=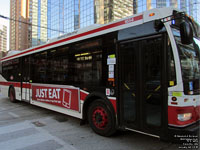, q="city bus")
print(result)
[0,8,199,141]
